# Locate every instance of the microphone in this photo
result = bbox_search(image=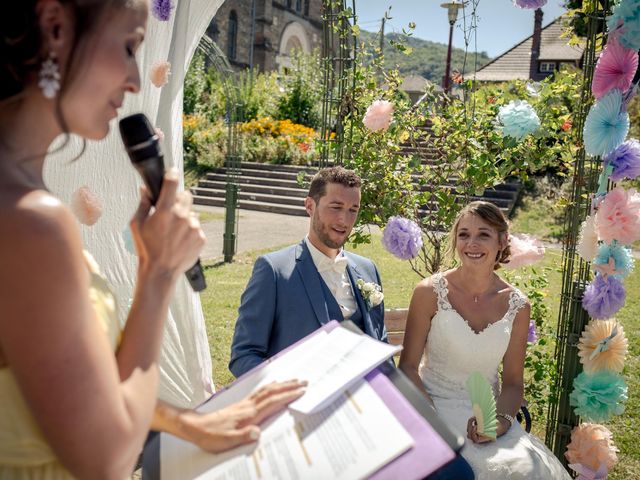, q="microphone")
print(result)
[119,113,207,292]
